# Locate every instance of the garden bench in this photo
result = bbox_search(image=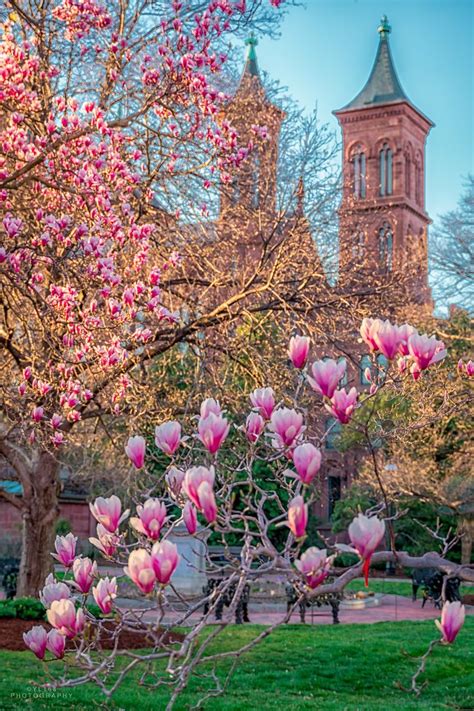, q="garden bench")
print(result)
[285,581,342,624]
[202,577,251,624]
[411,568,461,608]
